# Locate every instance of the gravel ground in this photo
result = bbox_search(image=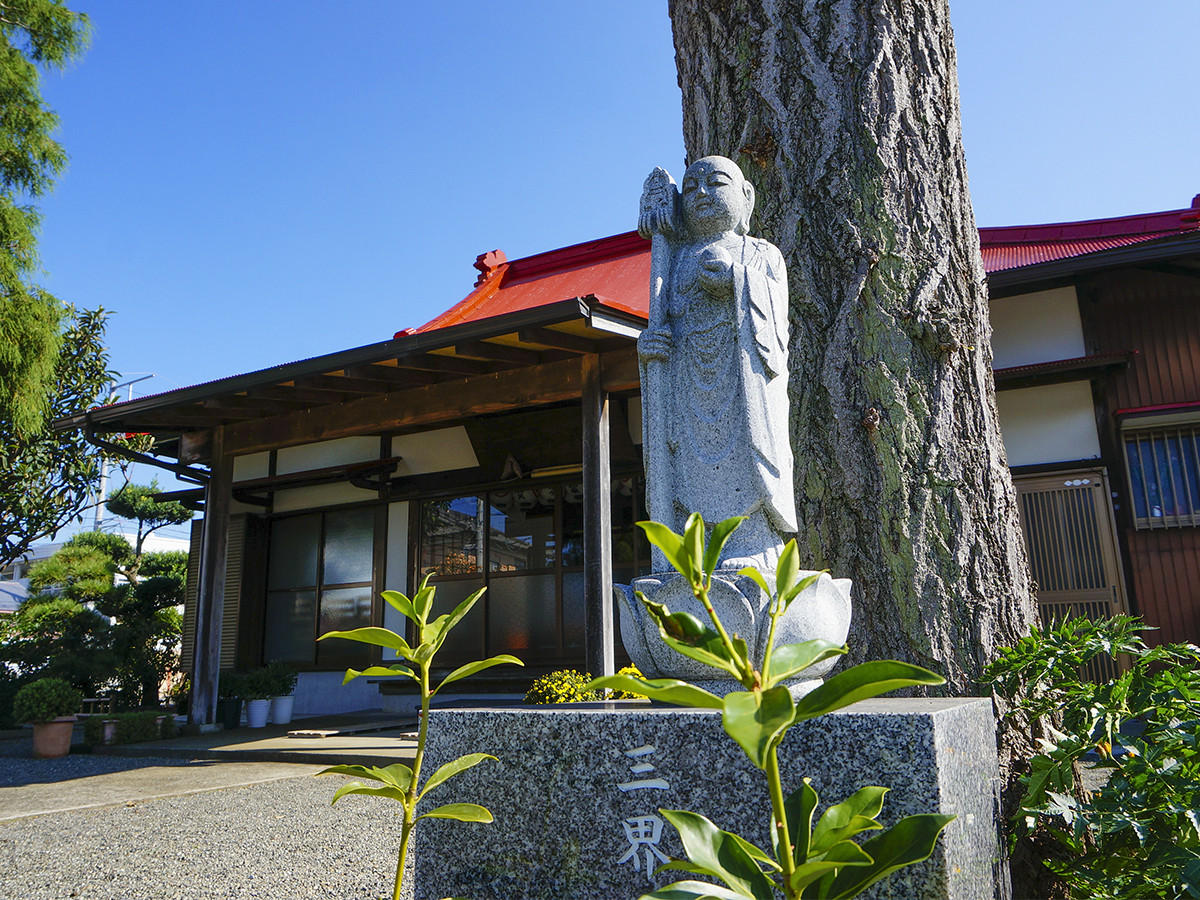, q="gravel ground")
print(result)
[0,747,404,900]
